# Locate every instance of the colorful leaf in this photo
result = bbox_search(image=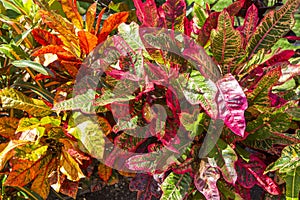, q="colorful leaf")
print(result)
[246,67,281,106]
[160,172,192,200]
[98,163,112,183]
[194,160,220,200]
[85,2,97,33]
[246,0,300,57]
[0,88,53,117]
[216,73,248,137]
[60,151,85,181]
[31,28,63,46]
[78,30,98,54]
[161,0,186,31]
[58,0,83,29]
[133,0,161,27]
[211,11,243,66]
[0,117,19,139]
[285,167,300,200]
[265,143,300,174]
[208,139,238,184]
[98,12,129,43]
